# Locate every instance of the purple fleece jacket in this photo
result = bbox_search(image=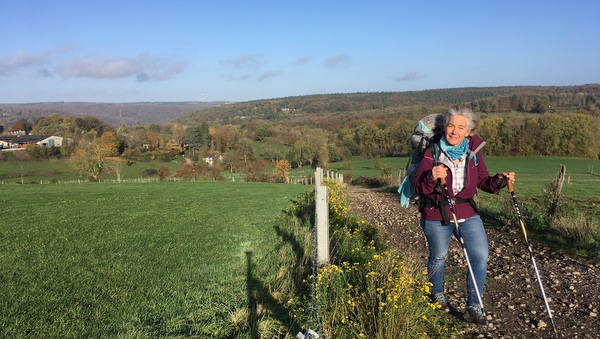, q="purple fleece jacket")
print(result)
[414,135,504,221]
